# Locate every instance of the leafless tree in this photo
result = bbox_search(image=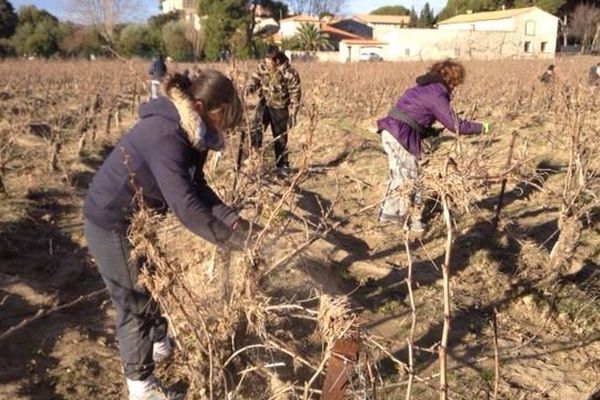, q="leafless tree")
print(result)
[570,3,600,53]
[286,0,347,16]
[558,14,568,50]
[63,0,143,45]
